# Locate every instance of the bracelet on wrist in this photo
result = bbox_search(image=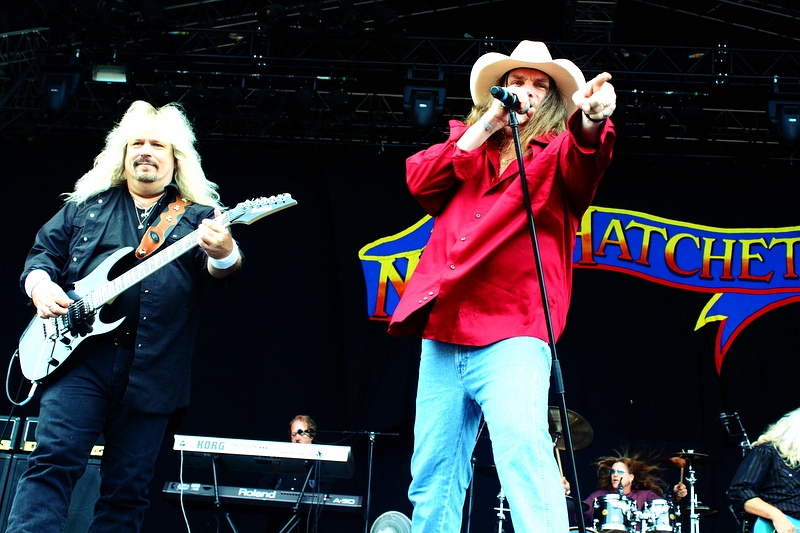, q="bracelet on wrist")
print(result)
[209,242,240,270]
[478,118,493,131]
[584,112,607,124]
